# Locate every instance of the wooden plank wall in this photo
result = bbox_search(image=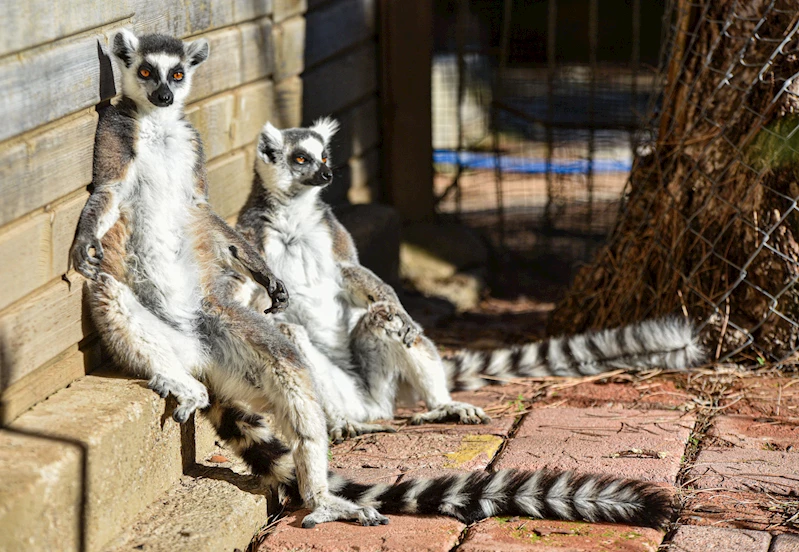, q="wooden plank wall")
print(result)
[302,0,381,205]
[0,0,382,423]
